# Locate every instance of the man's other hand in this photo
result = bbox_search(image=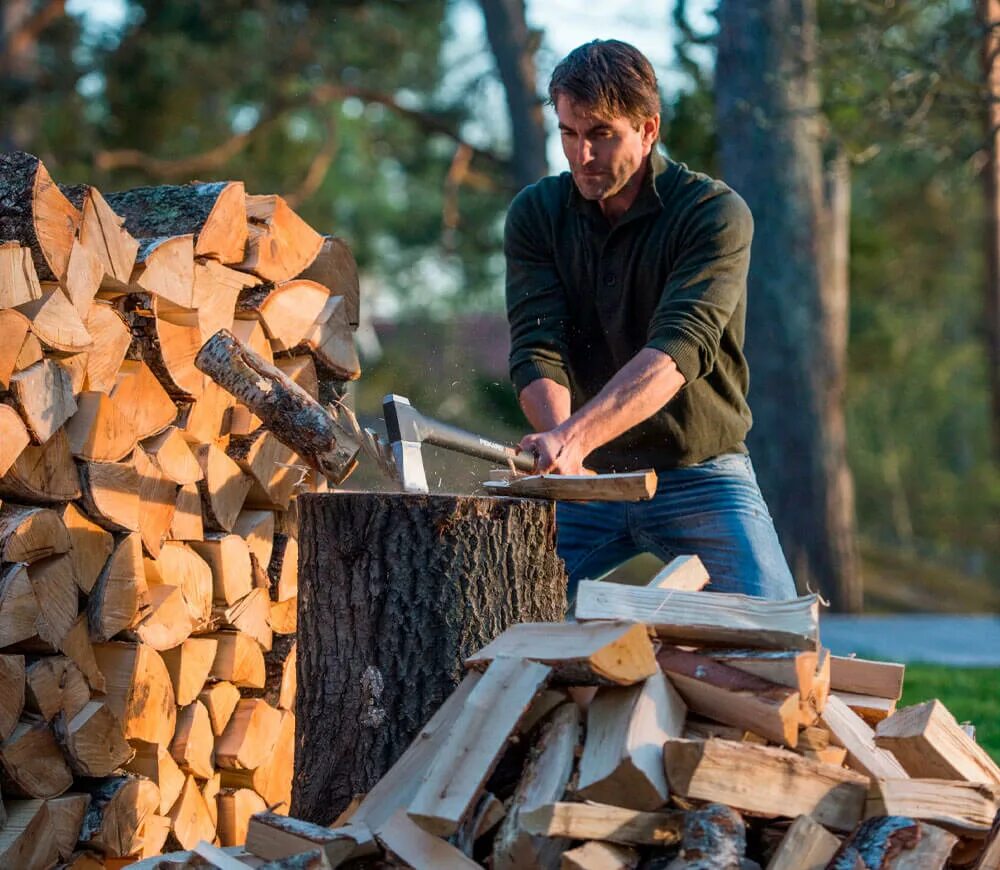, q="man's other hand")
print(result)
[517,426,590,475]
